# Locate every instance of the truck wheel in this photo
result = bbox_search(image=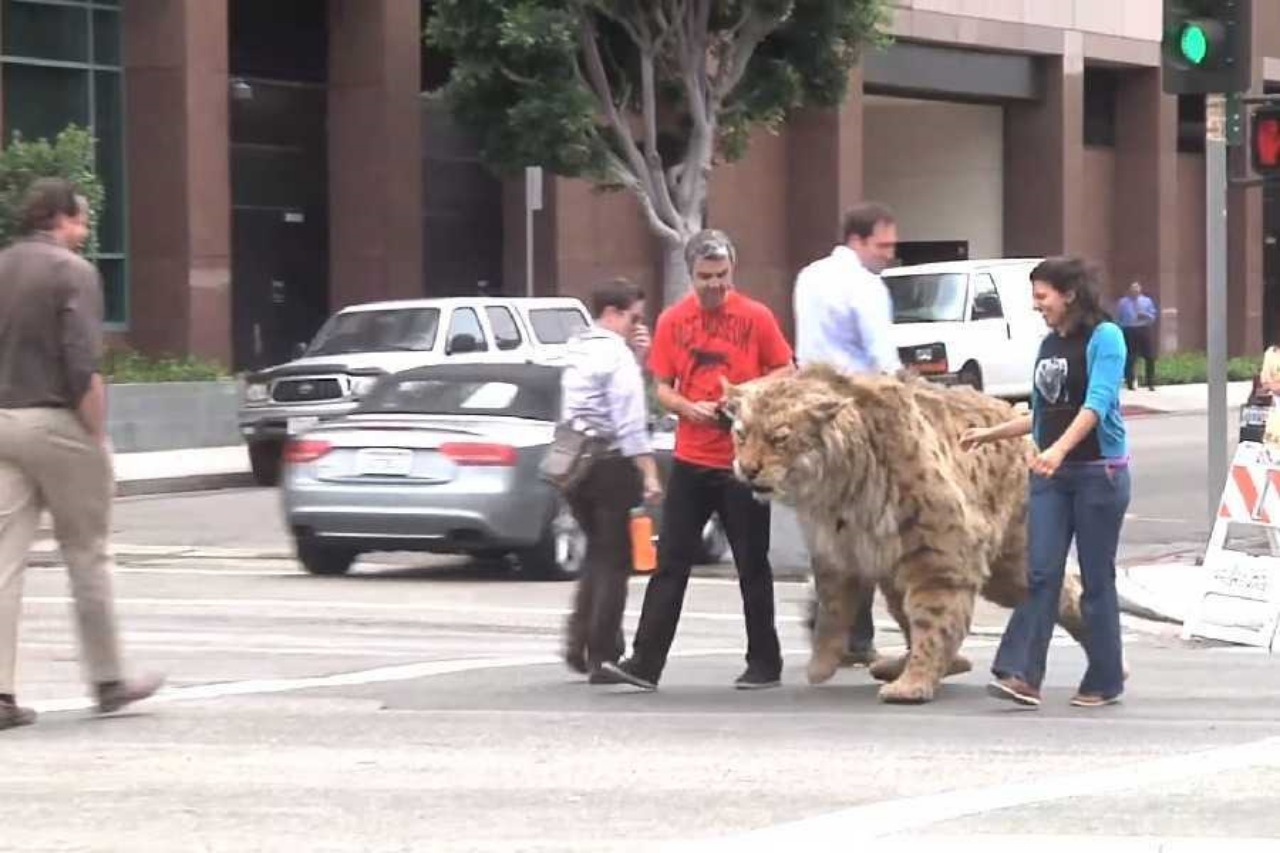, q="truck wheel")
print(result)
[249,440,283,487]
[958,362,983,392]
